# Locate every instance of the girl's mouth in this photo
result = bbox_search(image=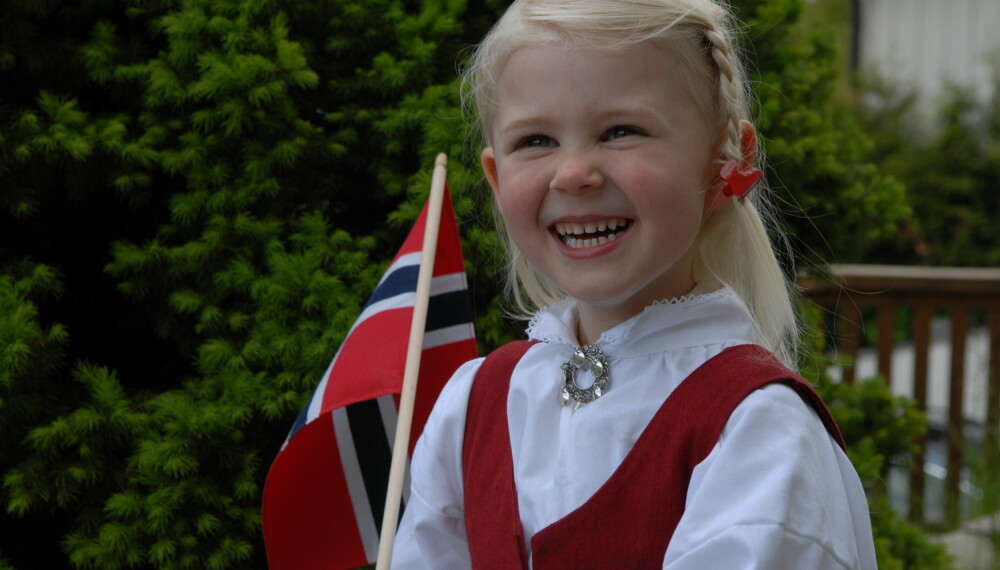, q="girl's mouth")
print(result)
[552,218,633,249]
